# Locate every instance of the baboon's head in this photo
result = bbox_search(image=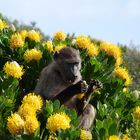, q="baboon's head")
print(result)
[54,47,82,84]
